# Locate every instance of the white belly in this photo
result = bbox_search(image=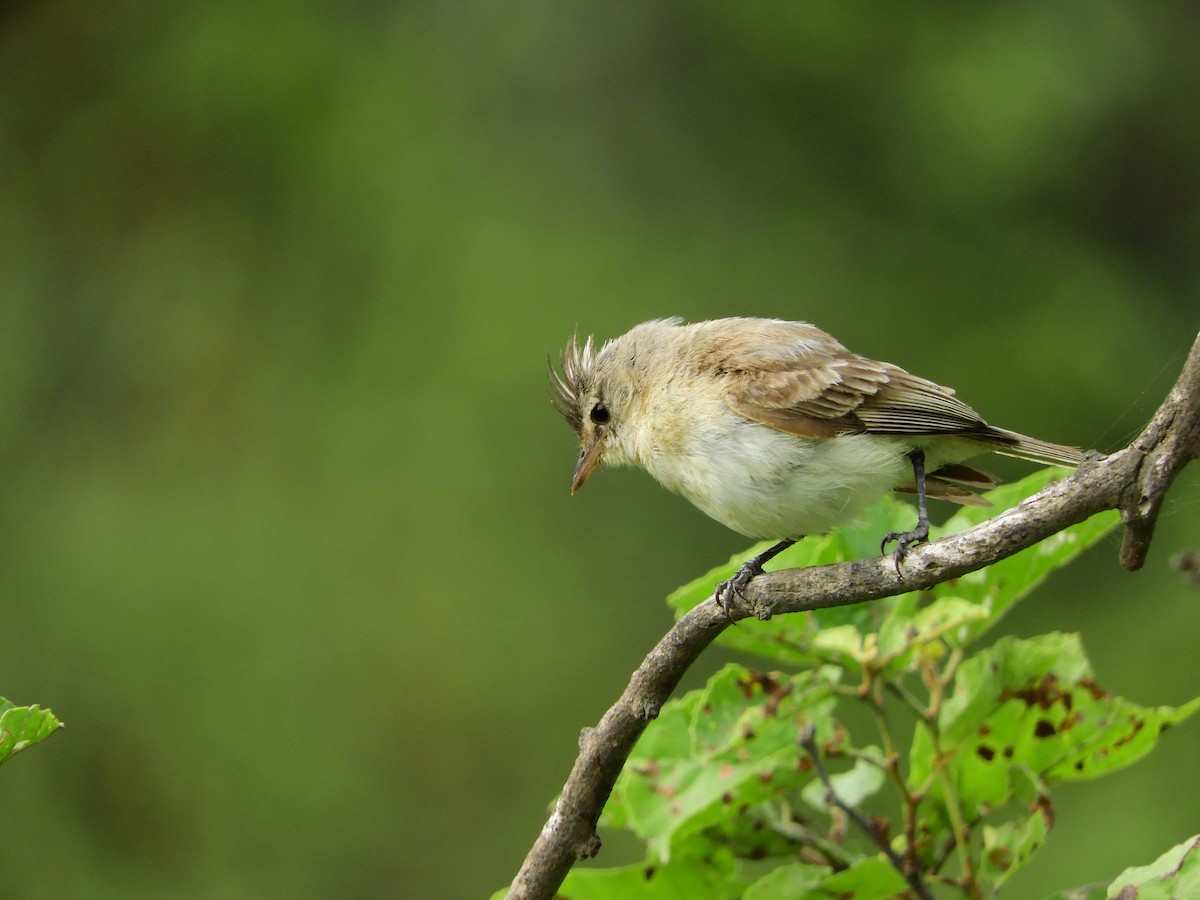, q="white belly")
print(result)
[647,425,912,539]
